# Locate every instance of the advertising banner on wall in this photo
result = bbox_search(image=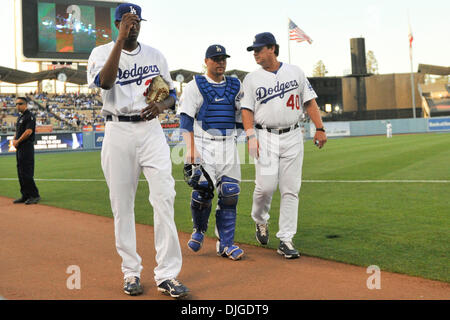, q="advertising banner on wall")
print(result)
[0,136,7,153]
[310,121,351,138]
[95,124,105,132]
[165,129,184,146]
[95,132,104,148]
[428,117,450,131]
[82,125,94,132]
[0,133,83,153]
